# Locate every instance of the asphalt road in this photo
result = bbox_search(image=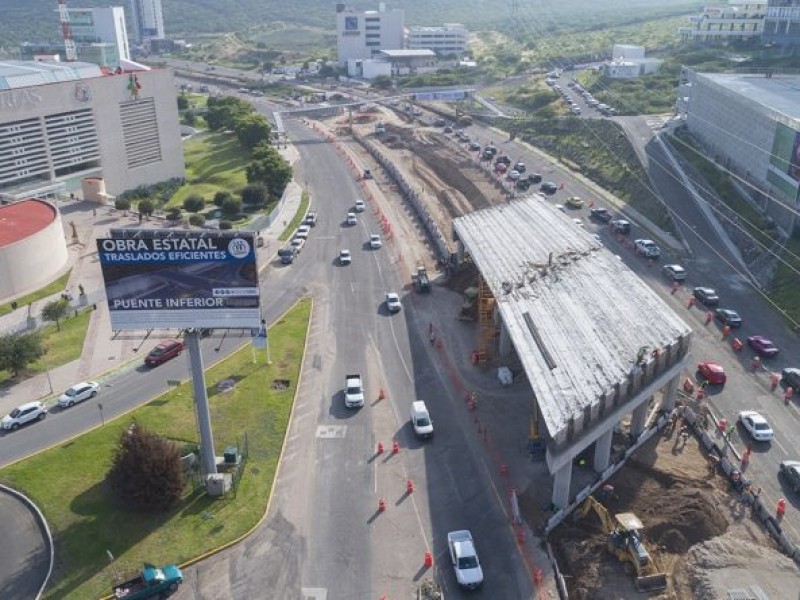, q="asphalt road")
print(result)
[0,489,49,600]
